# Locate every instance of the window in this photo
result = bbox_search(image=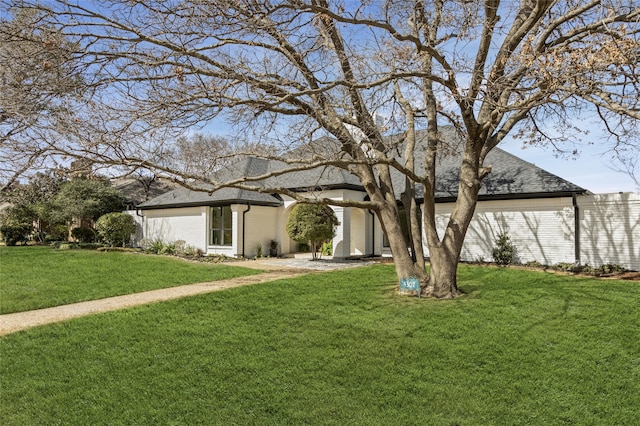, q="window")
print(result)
[210,206,232,246]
